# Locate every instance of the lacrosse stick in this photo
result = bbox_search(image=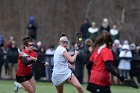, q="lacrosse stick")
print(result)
[18,48,48,65]
[76,32,83,50]
[124,79,139,89]
[18,48,29,57]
